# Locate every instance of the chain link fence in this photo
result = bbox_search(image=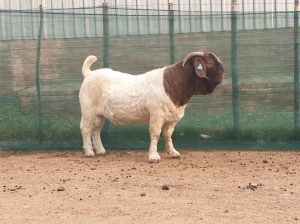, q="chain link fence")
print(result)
[0,2,299,151]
